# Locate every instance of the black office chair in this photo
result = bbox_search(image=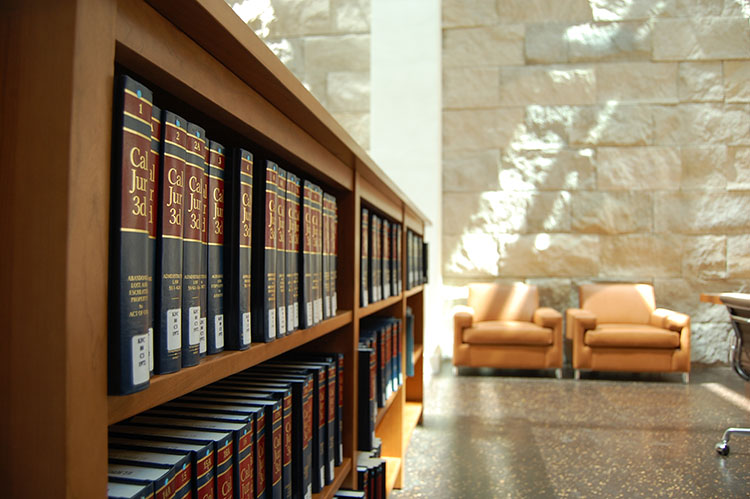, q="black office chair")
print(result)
[715,293,750,456]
